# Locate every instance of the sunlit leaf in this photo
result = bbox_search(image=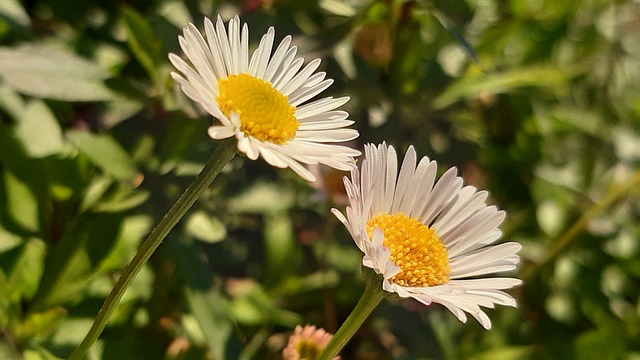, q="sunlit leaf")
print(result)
[0,80,26,118]
[470,346,533,360]
[0,45,116,101]
[228,280,301,327]
[536,200,567,237]
[185,287,237,360]
[273,270,339,297]
[433,65,577,110]
[47,318,93,348]
[228,182,294,214]
[0,0,30,28]
[15,307,66,343]
[319,0,358,16]
[65,130,139,182]
[185,211,227,243]
[97,214,152,272]
[14,100,64,158]
[93,187,149,213]
[613,126,640,161]
[79,177,113,212]
[0,339,20,360]
[0,226,22,253]
[7,238,46,301]
[2,168,39,232]
[22,346,64,360]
